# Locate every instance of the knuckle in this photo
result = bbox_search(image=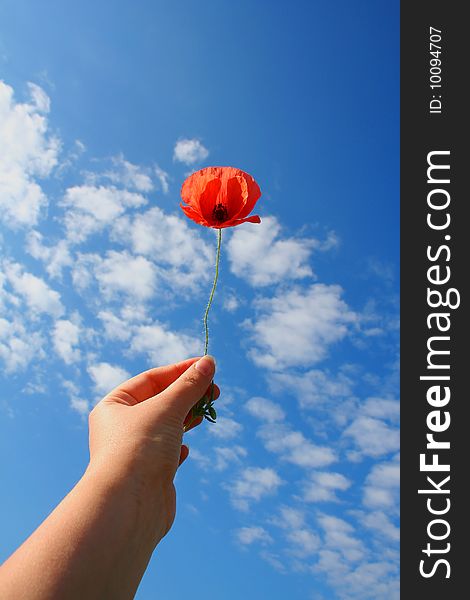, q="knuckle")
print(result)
[184,373,200,387]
